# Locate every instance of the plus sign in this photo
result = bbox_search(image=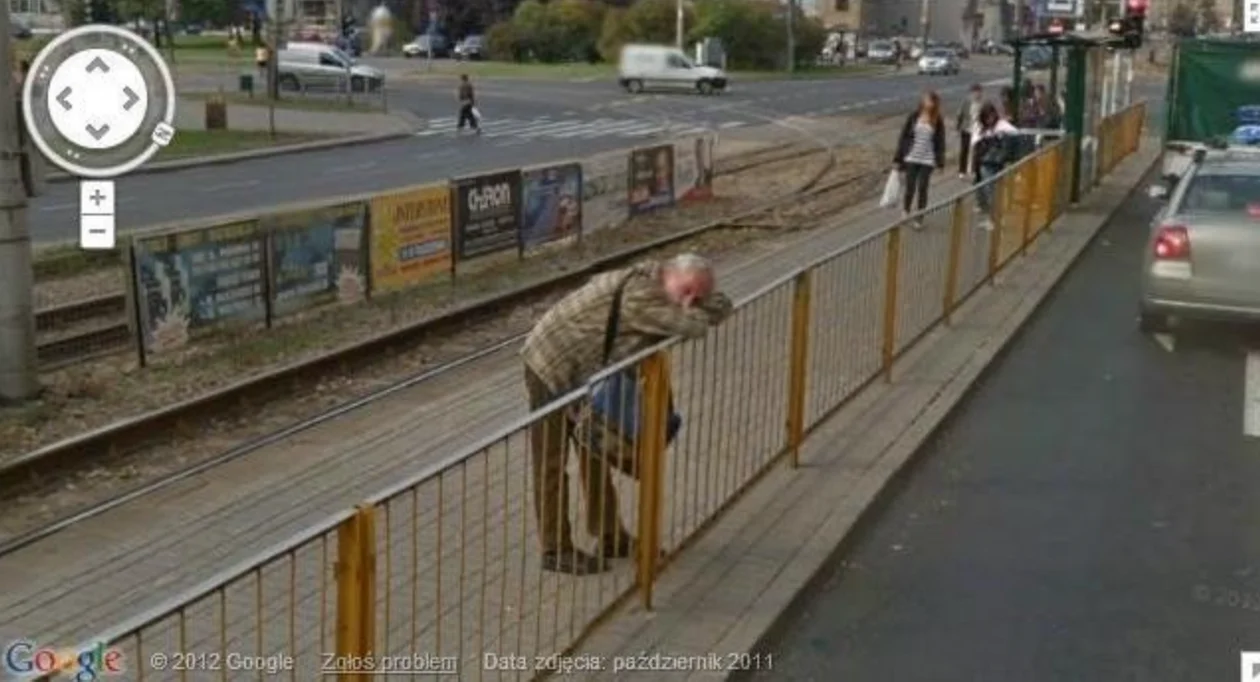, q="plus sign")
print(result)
[90,189,106,206]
